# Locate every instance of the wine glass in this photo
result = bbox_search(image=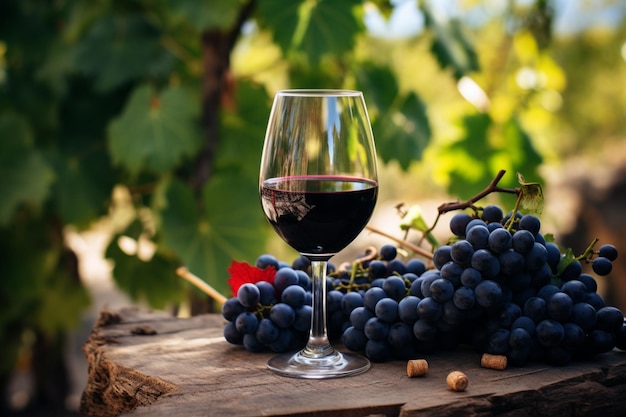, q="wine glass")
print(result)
[259,90,378,378]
